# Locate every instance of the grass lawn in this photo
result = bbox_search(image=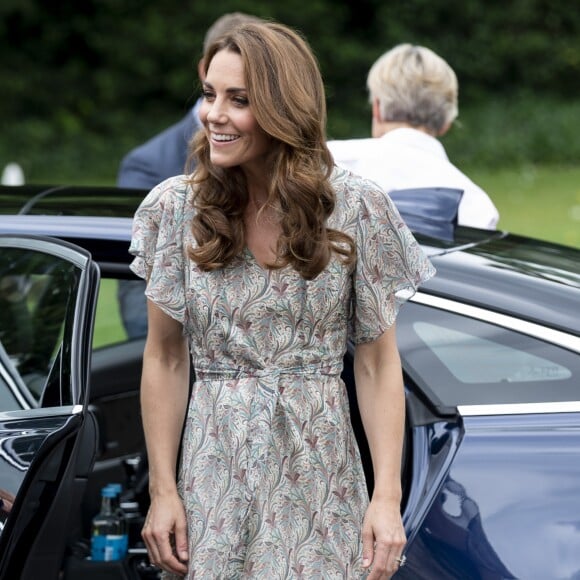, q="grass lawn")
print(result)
[93,279,127,349]
[467,164,580,249]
